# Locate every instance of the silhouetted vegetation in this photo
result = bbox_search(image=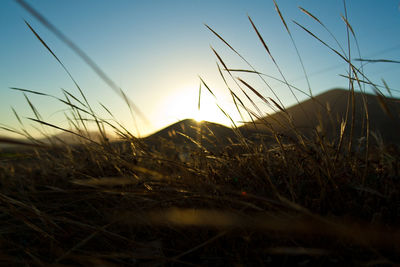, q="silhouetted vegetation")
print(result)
[1,0,399,265]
